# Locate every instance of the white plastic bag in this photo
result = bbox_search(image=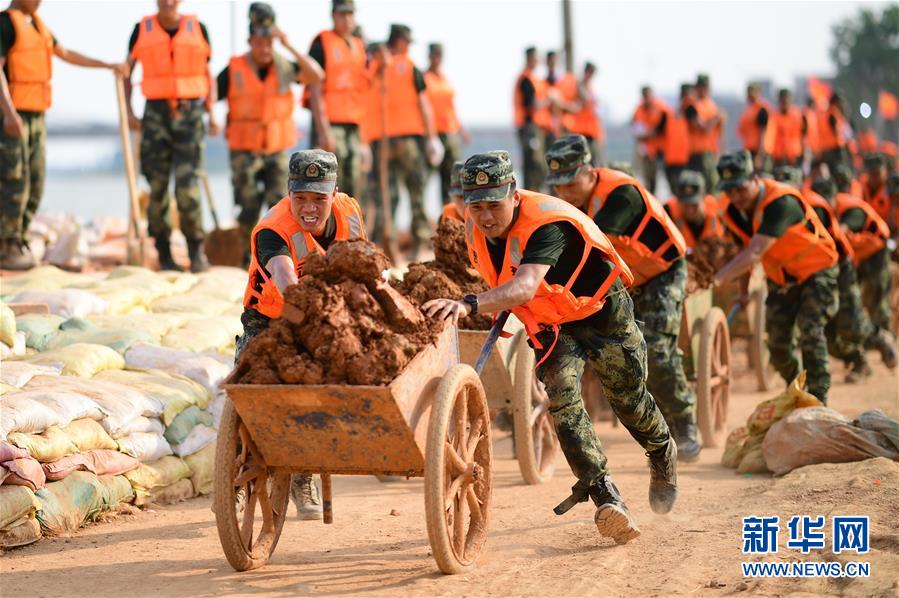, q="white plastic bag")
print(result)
[110,416,165,439]
[0,393,65,437]
[0,361,61,388]
[5,389,104,424]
